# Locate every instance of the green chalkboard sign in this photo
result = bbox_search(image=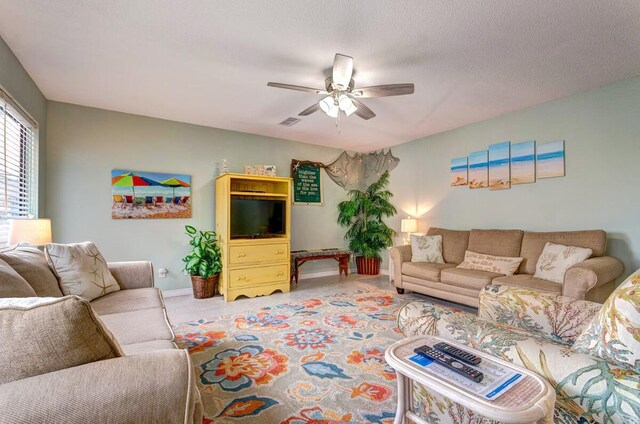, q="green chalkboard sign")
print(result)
[291,160,324,205]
